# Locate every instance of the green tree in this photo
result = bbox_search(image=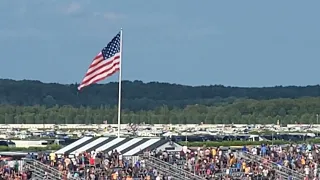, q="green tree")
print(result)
[0,79,319,111]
